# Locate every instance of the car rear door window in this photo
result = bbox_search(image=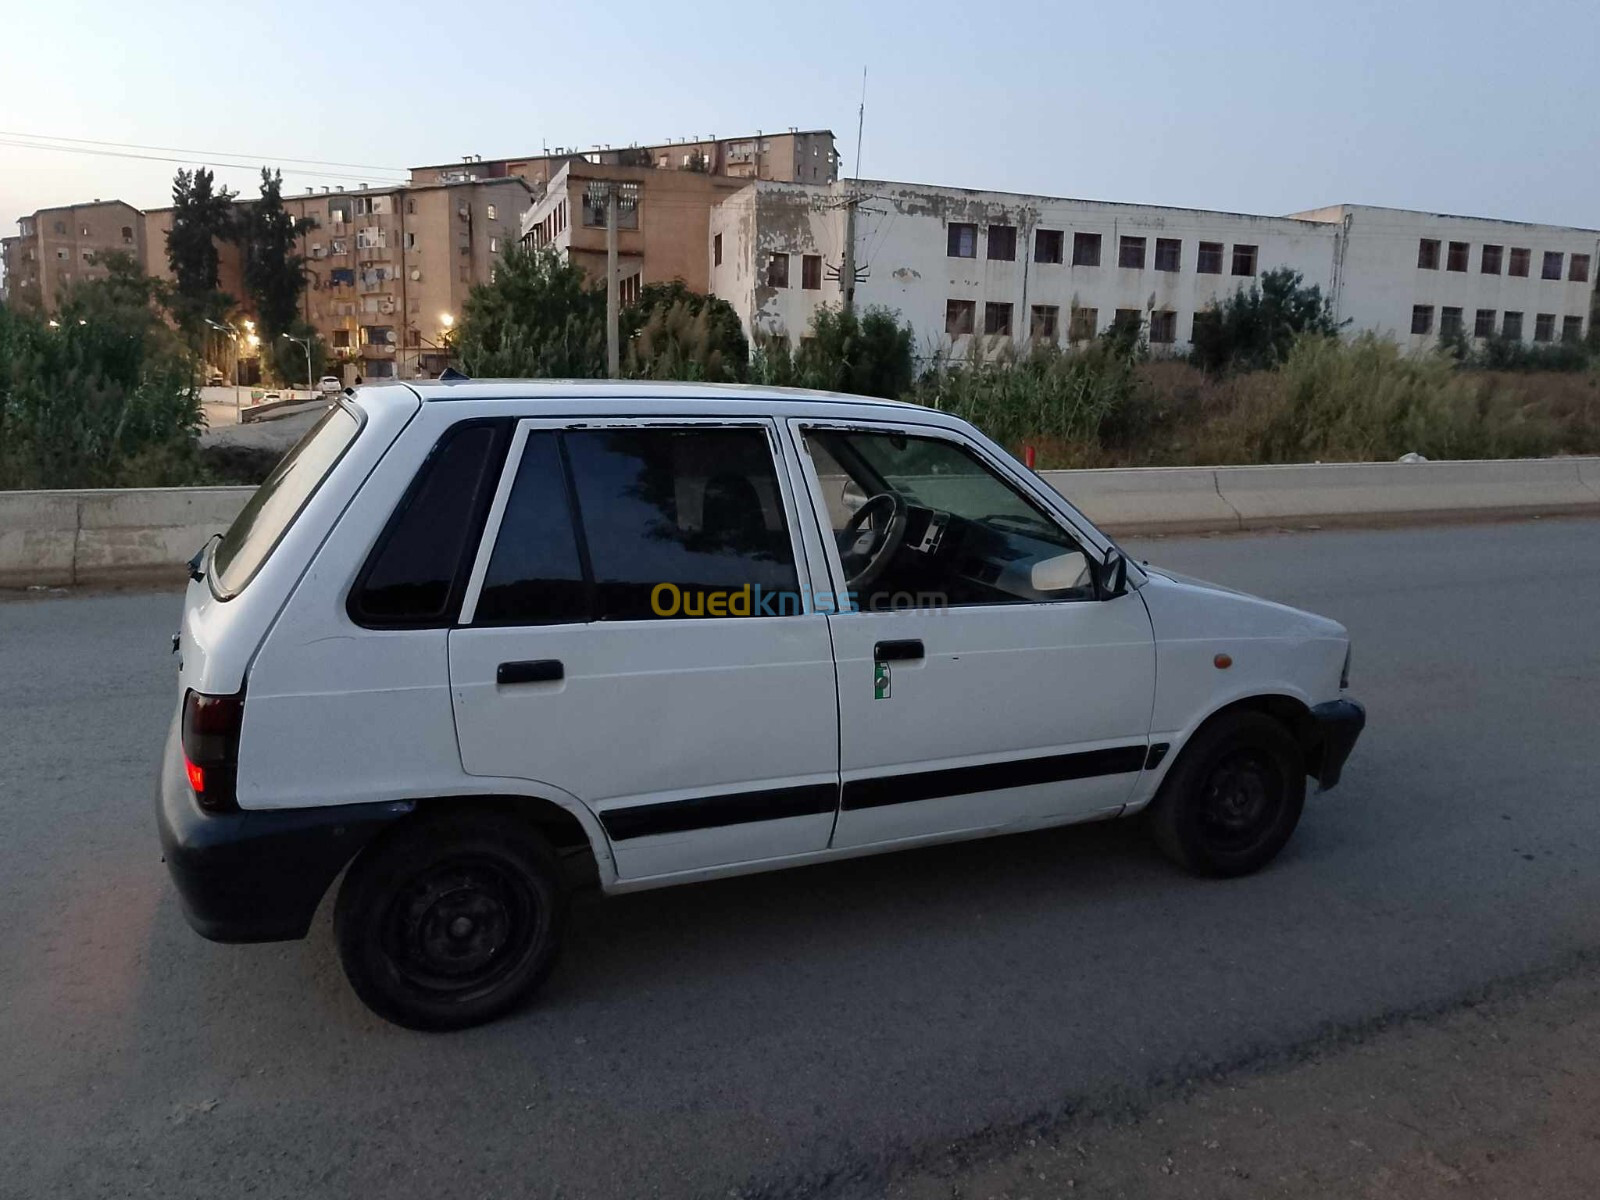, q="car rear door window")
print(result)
[475,432,589,625]
[564,427,800,620]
